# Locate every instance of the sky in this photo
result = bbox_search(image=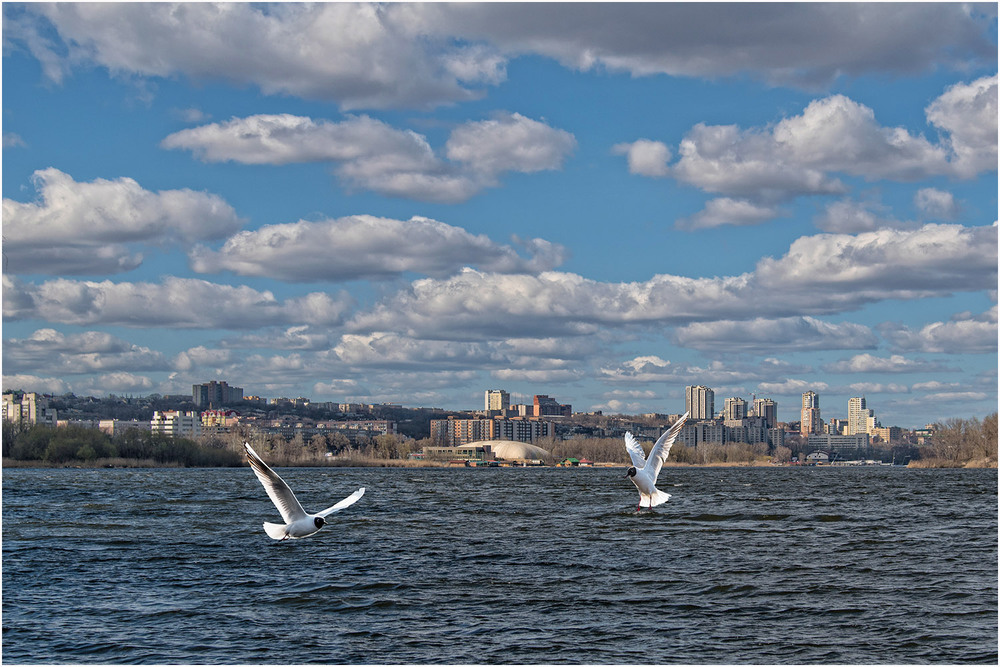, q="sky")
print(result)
[2,2,997,429]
